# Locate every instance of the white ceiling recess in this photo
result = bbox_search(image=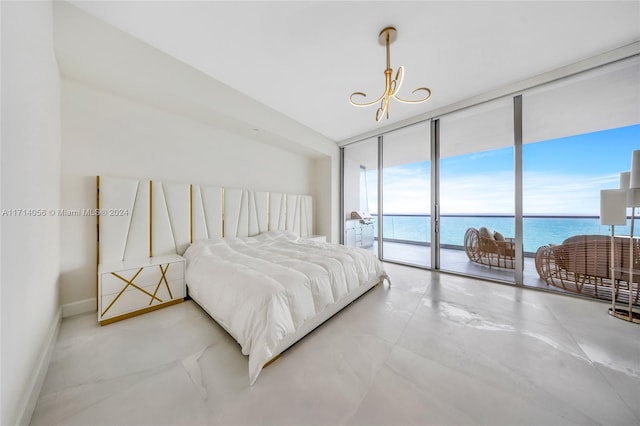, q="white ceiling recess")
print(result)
[54,2,338,159]
[62,1,639,146]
